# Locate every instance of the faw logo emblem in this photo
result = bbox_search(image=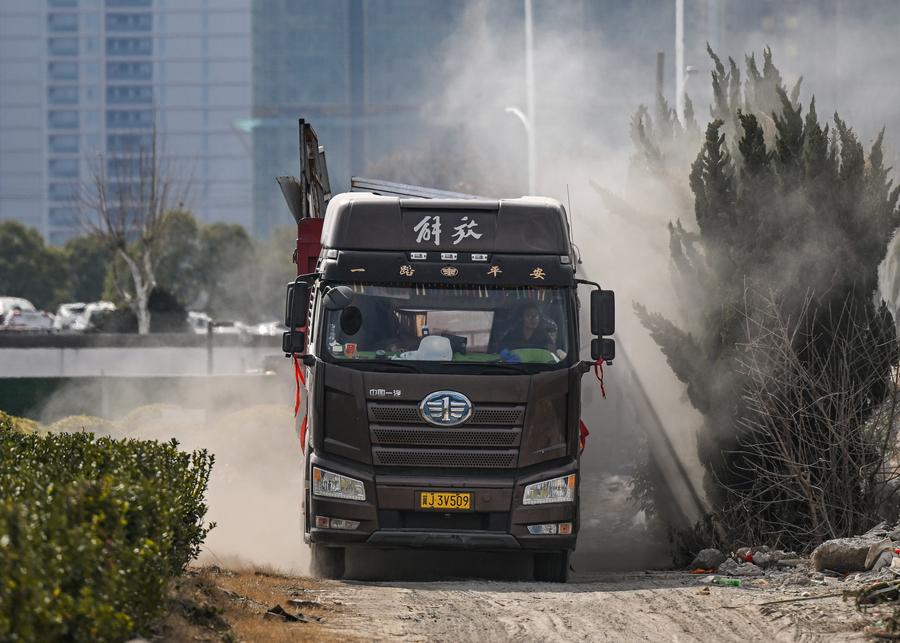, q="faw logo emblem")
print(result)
[419,391,473,427]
